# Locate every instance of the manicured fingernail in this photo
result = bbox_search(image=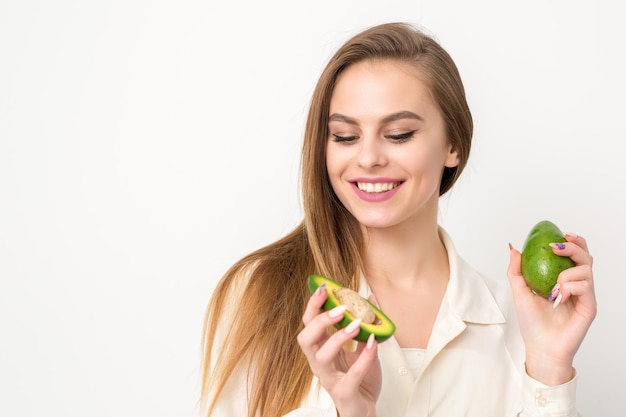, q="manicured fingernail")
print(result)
[508,242,513,251]
[317,283,327,296]
[548,283,560,301]
[344,318,362,333]
[328,304,347,318]
[549,242,566,250]
[366,333,375,349]
[553,292,563,309]
[565,232,578,239]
